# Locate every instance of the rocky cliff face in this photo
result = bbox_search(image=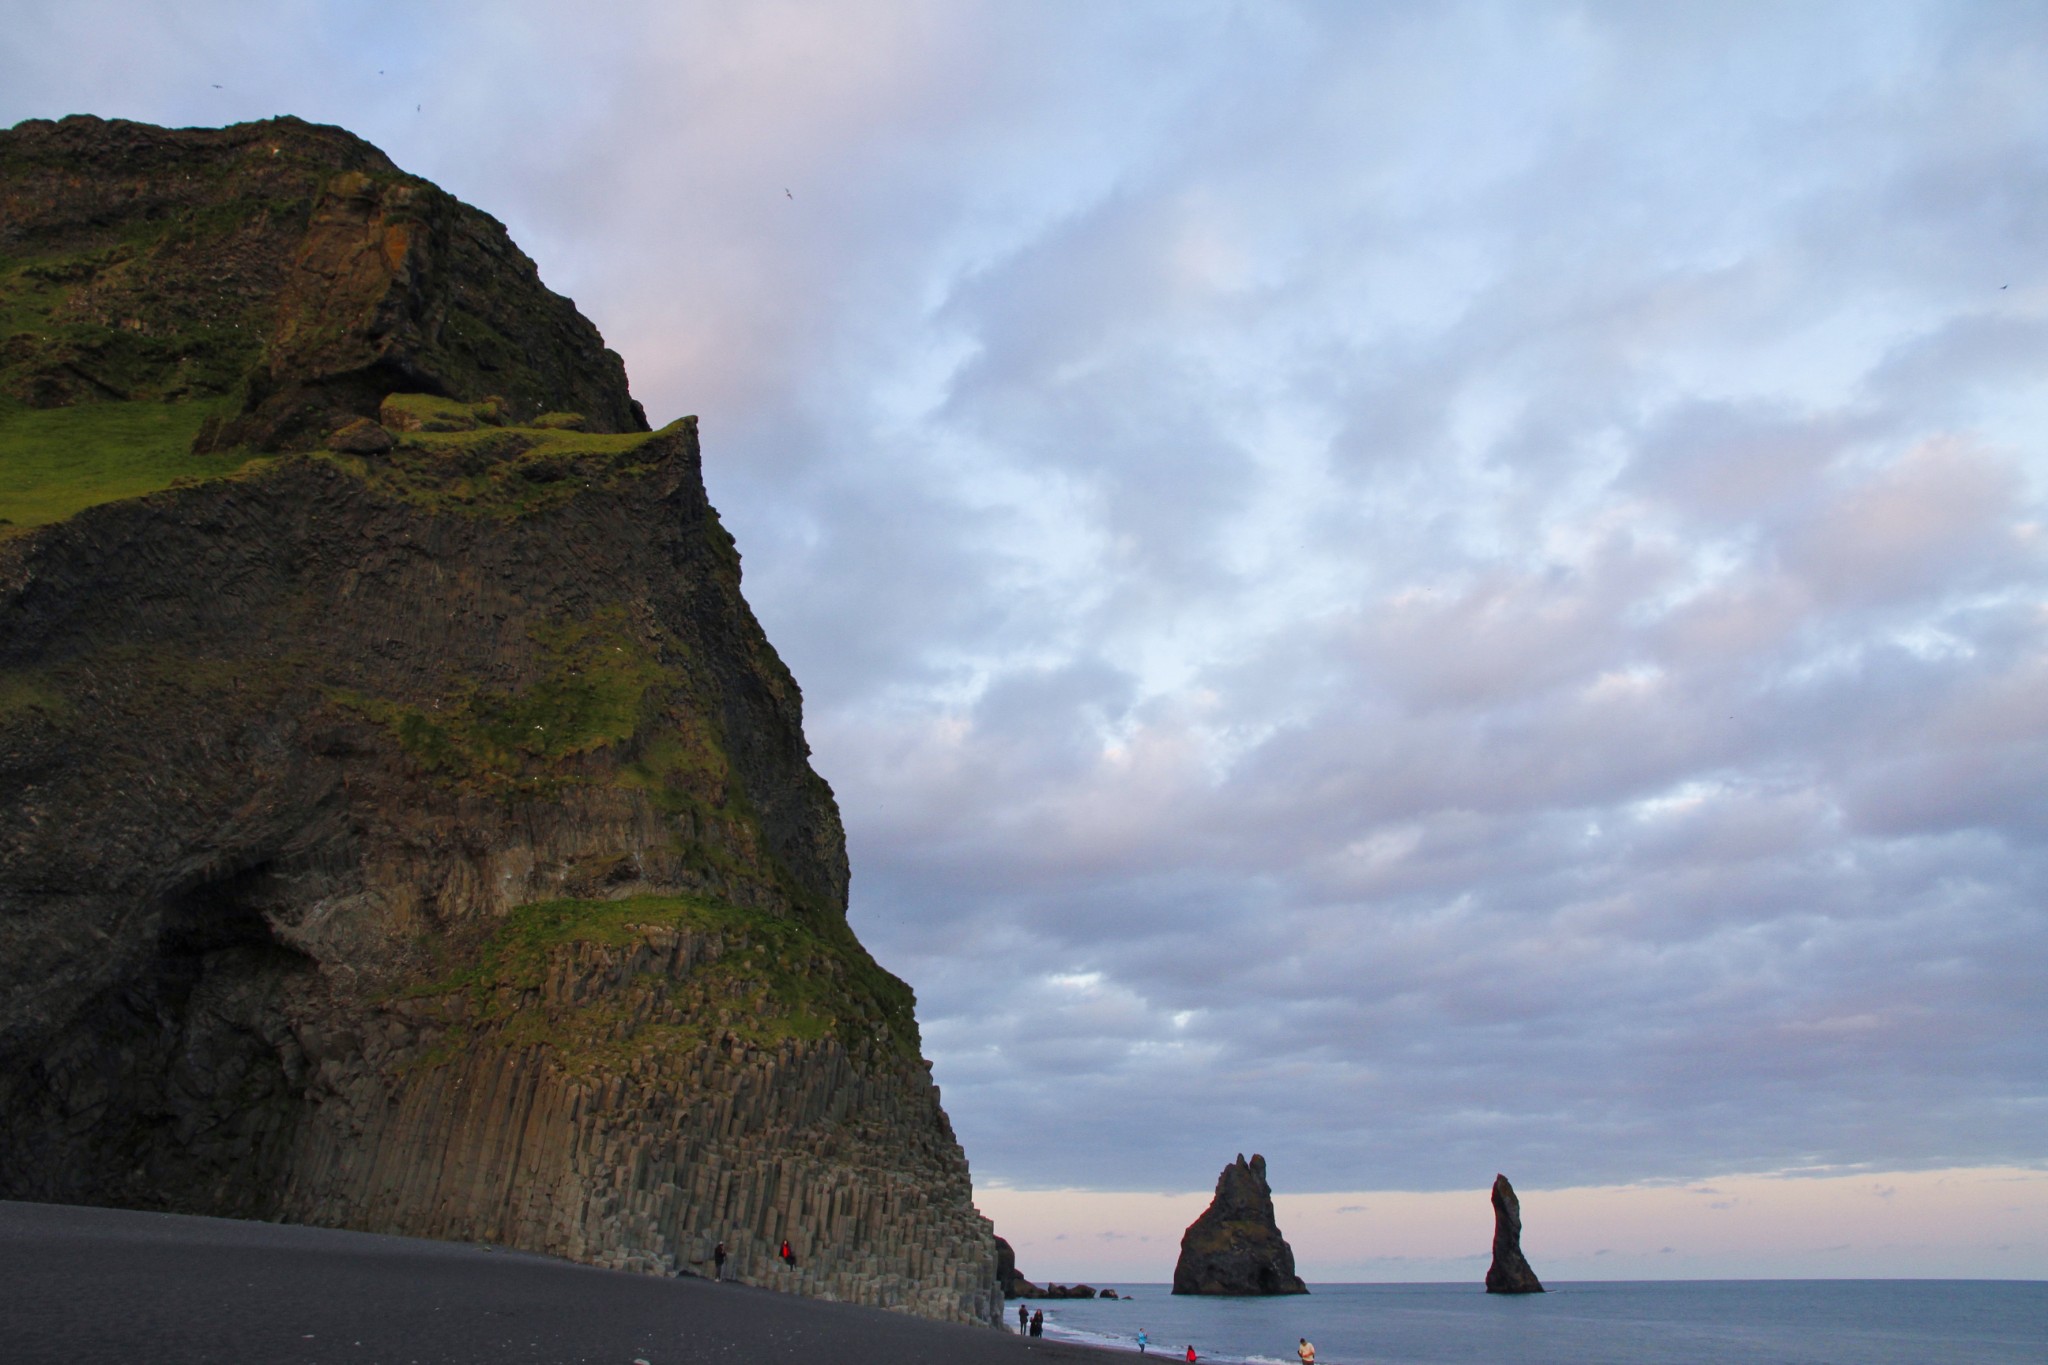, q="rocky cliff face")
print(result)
[1484,1174,1543,1294]
[0,114,646,447]
[1172,1154,1308,1295]
[0,115,999,1325]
